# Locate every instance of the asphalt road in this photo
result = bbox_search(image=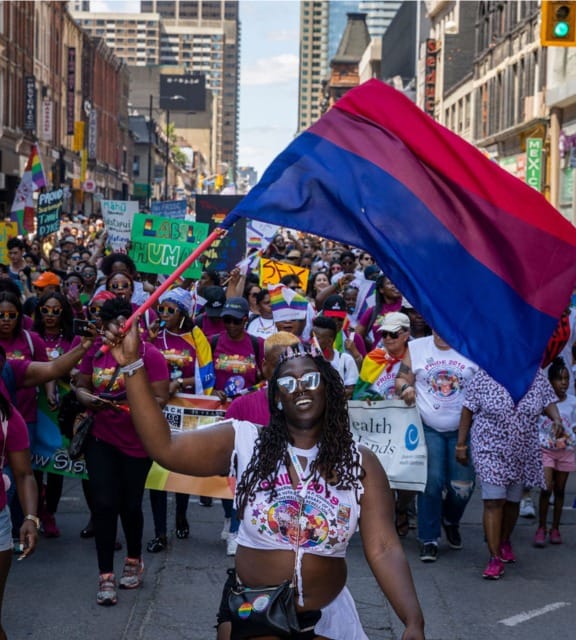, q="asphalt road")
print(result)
[4,474,576,639]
